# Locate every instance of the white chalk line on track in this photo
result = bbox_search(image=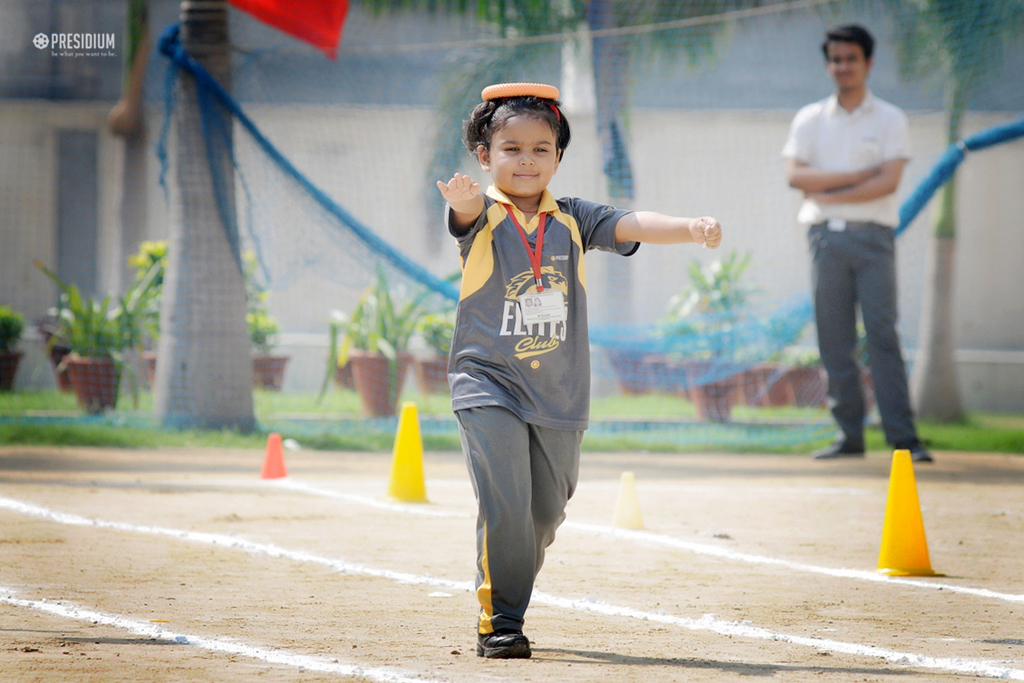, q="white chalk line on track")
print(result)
[564,522,1024,604]
[261,478,1024,606]
[2,493,1023,681]
[0,588,444,683]
[271,478,471,518]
